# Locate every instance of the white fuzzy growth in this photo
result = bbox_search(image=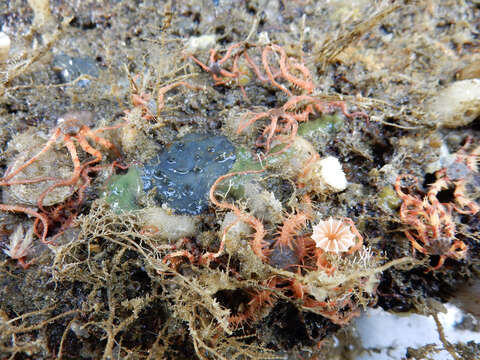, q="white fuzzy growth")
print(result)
[3,224,34,260]
[141,207,198,241]
[0,32,11,62]
[185,35,216,53]
[319,156,347,192]
[220,212,252,254]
